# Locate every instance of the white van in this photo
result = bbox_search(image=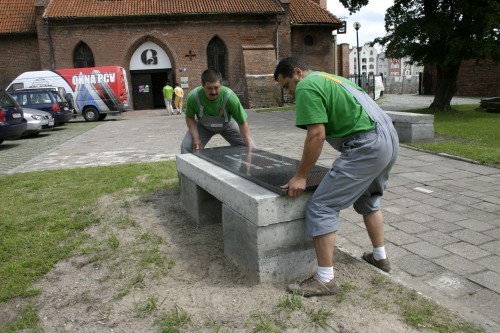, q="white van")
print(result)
[6,66,130,121]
